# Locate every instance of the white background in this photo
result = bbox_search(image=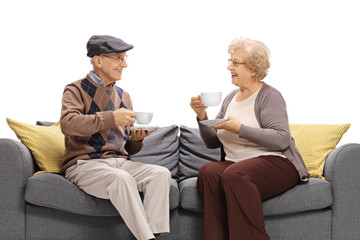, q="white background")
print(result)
[1,0,359,146]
